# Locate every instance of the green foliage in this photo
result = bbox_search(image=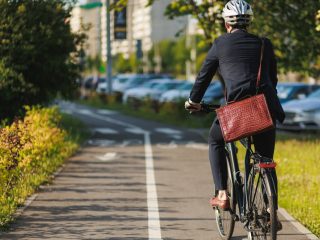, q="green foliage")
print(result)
[165,0,225,43]
[150,35,207,76]
[0,0,85,120]
[0,106,87,226]
[85,55,103,73]
[112,53,139,73]
[248,1,320,77]
[128,0,320,78]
